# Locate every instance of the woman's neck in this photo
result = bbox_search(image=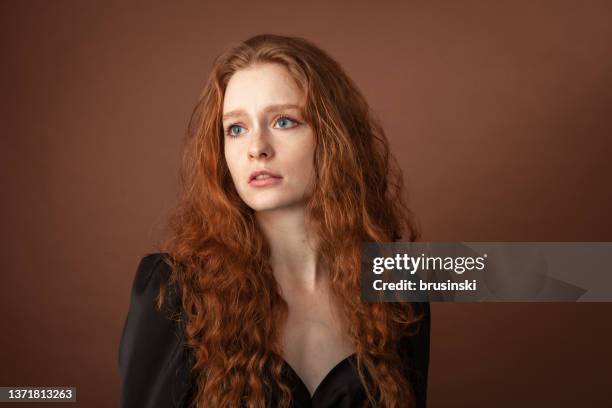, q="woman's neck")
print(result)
[255,205,328,293]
